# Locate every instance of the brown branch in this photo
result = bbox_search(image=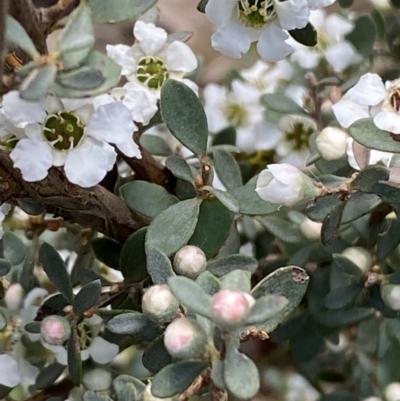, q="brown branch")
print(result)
[0,150,144,242]
[179,368,211,401]
[24,378,74,401]
[37,0,80,34]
